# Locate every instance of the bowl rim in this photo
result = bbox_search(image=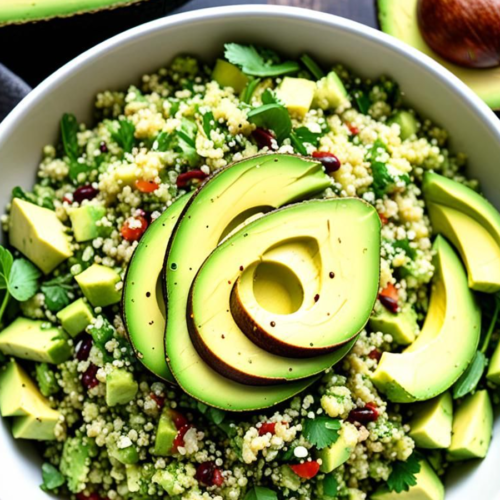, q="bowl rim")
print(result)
[0,4,499,145]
